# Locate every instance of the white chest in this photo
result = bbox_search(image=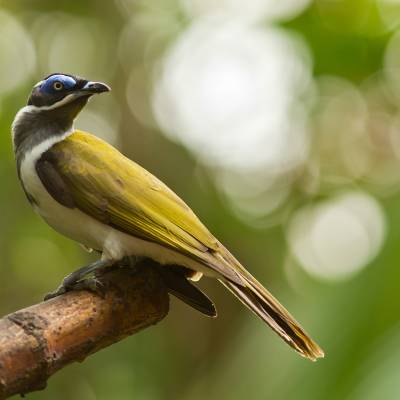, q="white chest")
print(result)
[19,136,111,253]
